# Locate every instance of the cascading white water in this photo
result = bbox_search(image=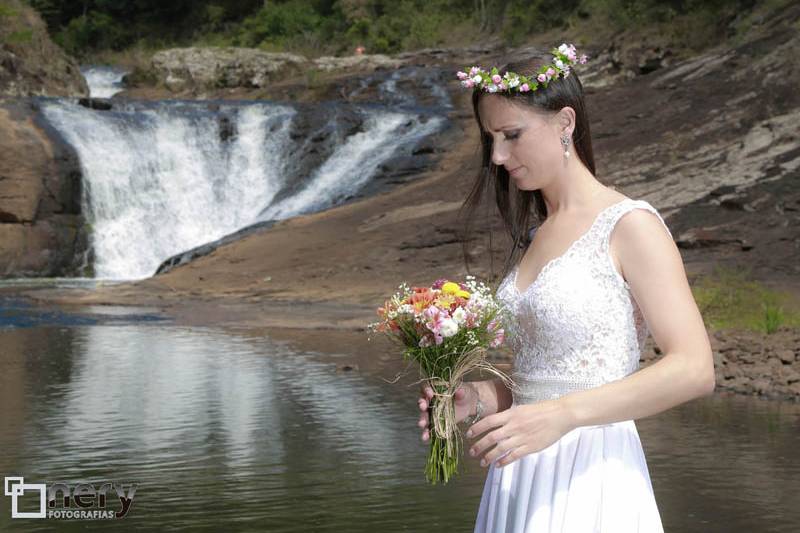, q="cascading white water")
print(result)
[39,99,444,280]
[261,111,443,219]
[80,66,128,98]
[41,100,296,280]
